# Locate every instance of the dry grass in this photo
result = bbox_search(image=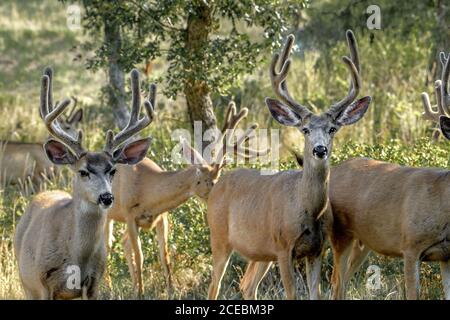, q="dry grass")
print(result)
[0,0,448,300]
